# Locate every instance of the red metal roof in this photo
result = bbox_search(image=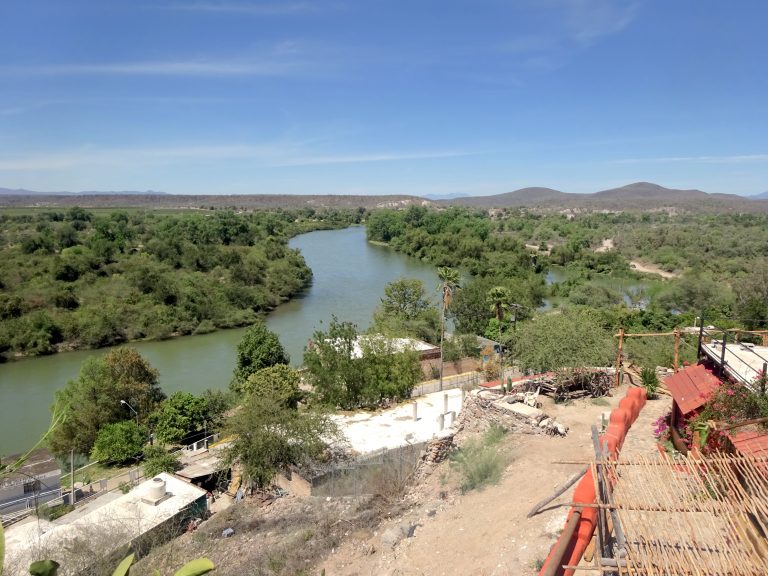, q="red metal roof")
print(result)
[727,430,768,457]
[664,363,721,415]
